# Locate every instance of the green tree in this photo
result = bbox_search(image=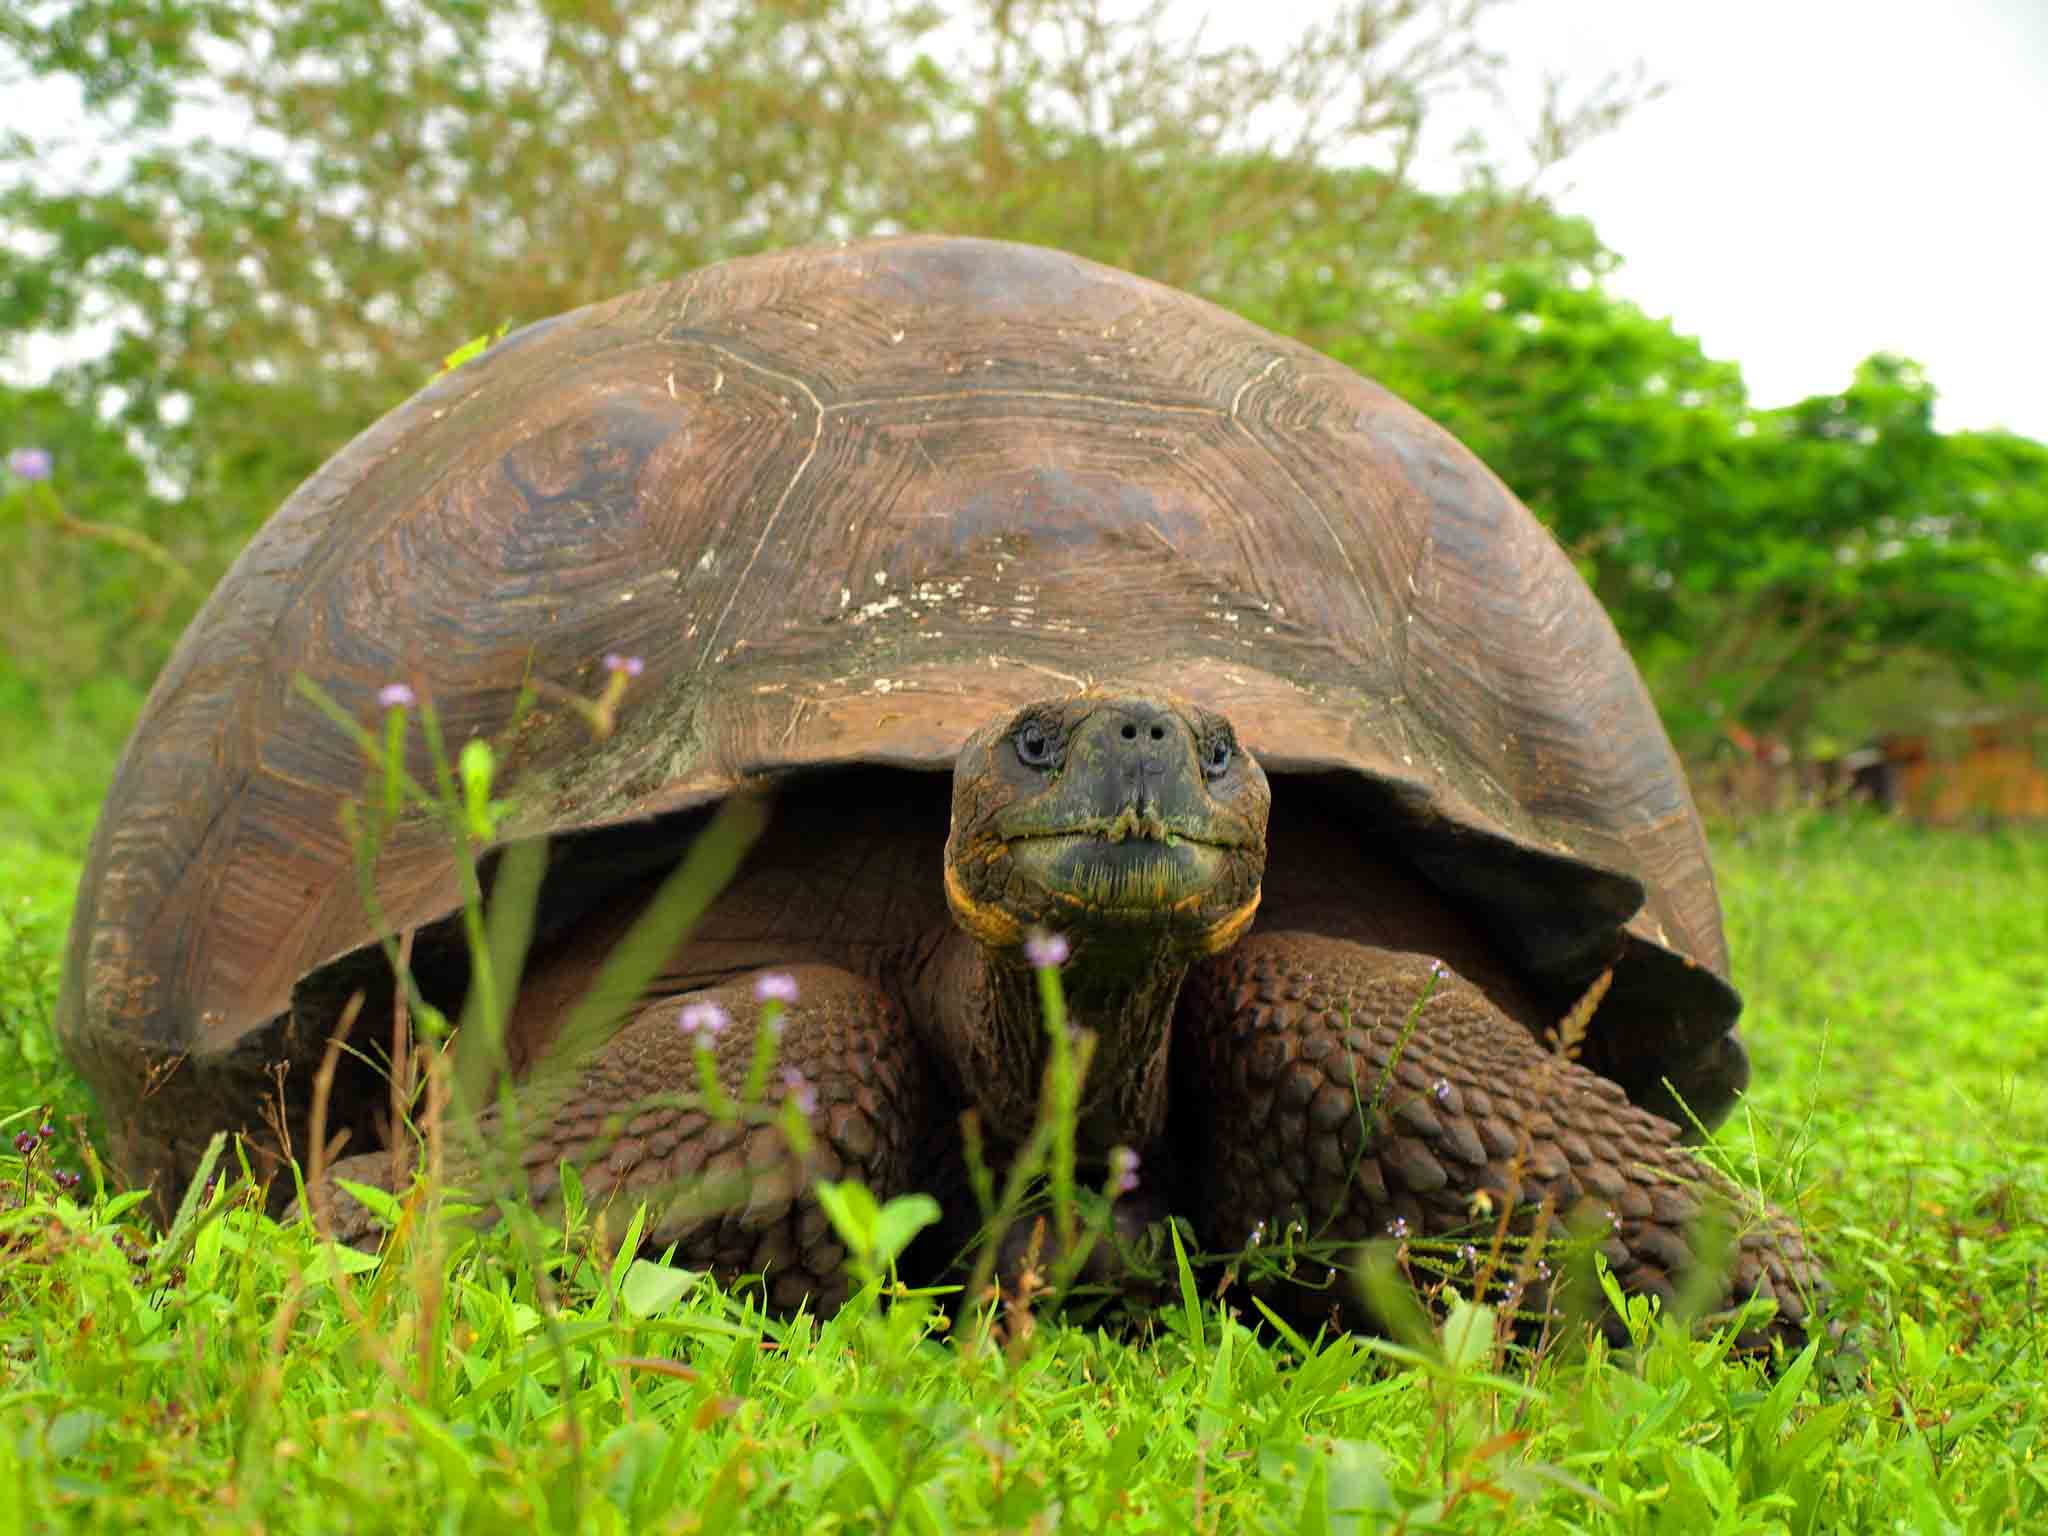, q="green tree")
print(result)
[1705,363,2048,738]
[1370,268,2048,747]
